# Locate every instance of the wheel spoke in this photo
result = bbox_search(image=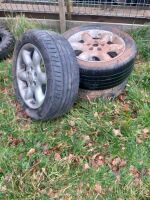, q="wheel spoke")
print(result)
[18,70,27,82]
[24,87,33,100]
[32,49,41,66]
[78,52,90,61]
[34,86,45,104]
[38,72,47,84]
[71,42,84,51]
[98,52,111,61]
[21,50,33,67]
[100,33,112,43]
[81,32,93,42]
[108,44,124,54]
